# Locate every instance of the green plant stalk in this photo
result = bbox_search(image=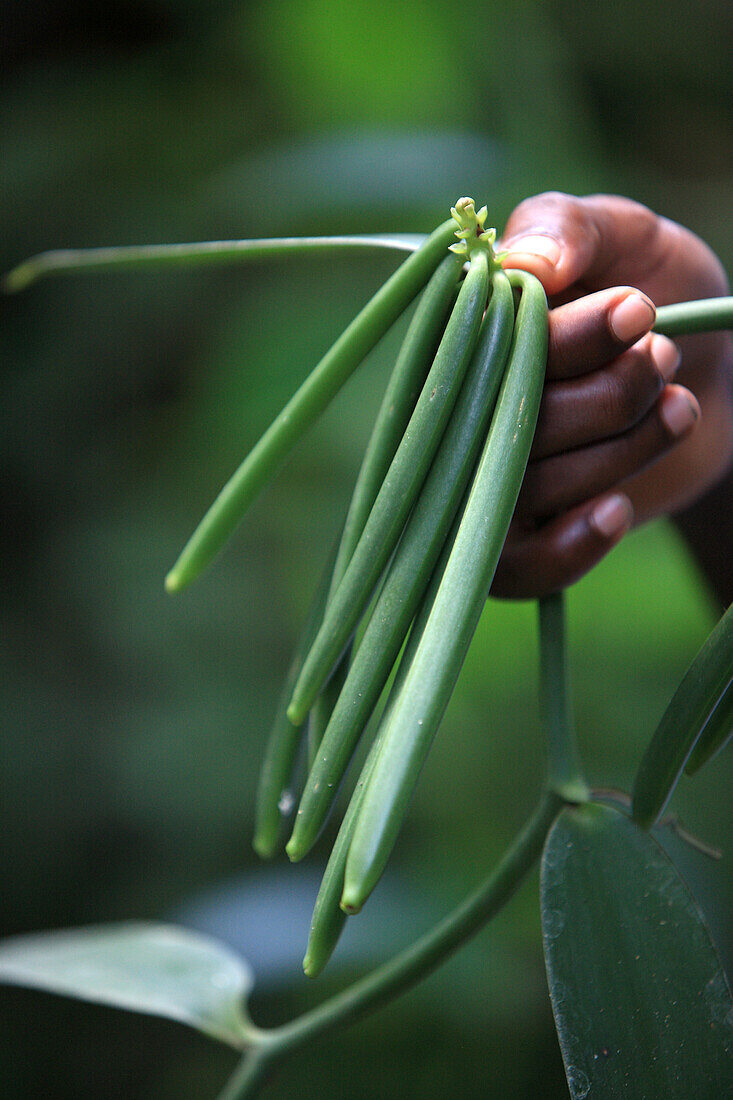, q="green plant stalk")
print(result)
[341,270,547,912]
[253,535,343,858]
[217,1049,275,1100]
[7,222,732,339]
[287,249,490,728]
[288,271,515,860]
[219,789,563,1100]
[538,592,588,802]
[653,296,733,336]
[164,219,457,593]
[3,235,425,293]
[306,252,462,764]
[632,602,733,829]
[684,679,733,775]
